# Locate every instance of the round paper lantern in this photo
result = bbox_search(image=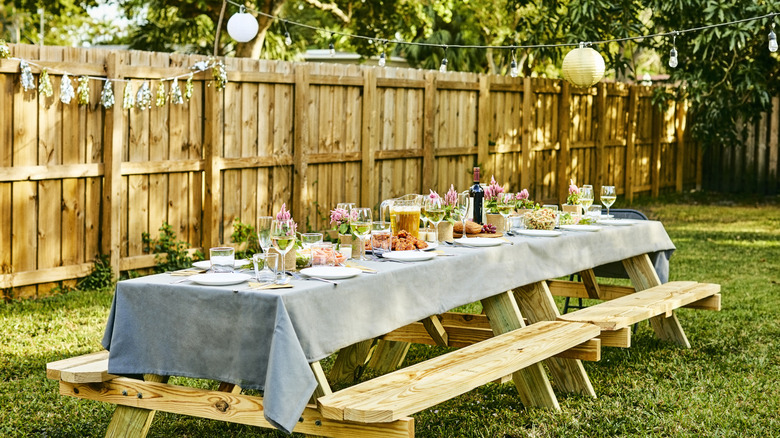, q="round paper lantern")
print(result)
[561,44,605,88]
[227,11,259,43]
